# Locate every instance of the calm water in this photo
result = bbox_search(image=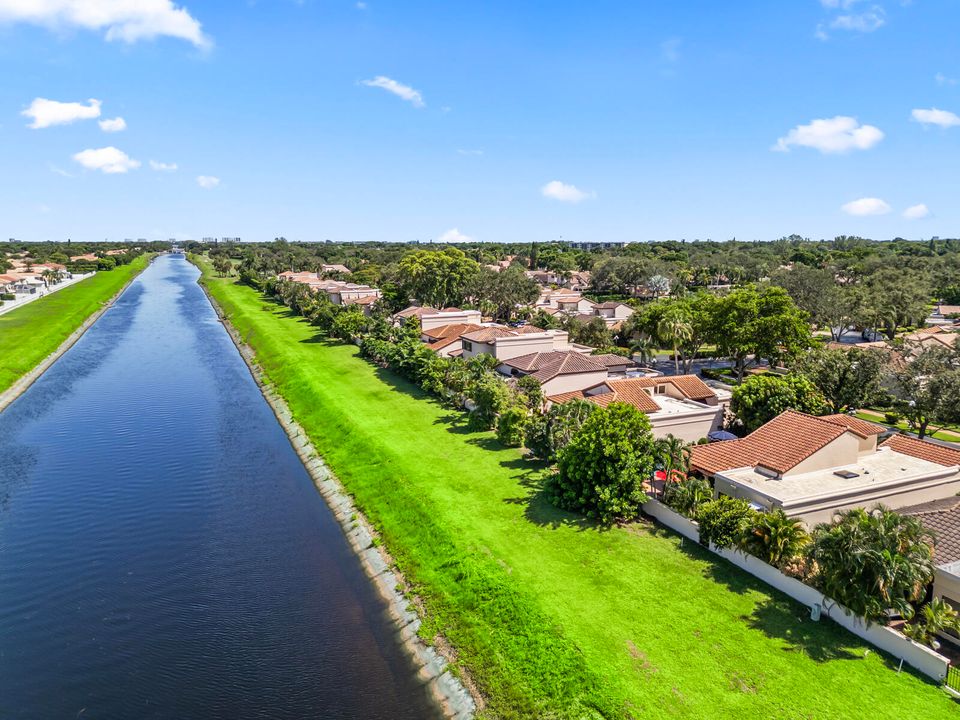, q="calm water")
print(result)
[0,255,441,719]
